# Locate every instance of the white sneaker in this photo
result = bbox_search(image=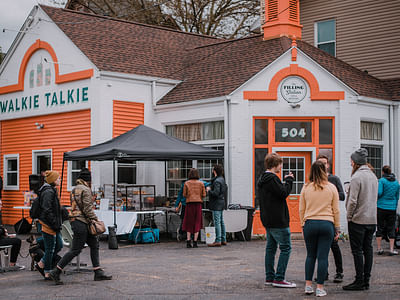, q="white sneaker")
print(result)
[304,285,314,294]
[272,280,297,288]
[316,288,327,297]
